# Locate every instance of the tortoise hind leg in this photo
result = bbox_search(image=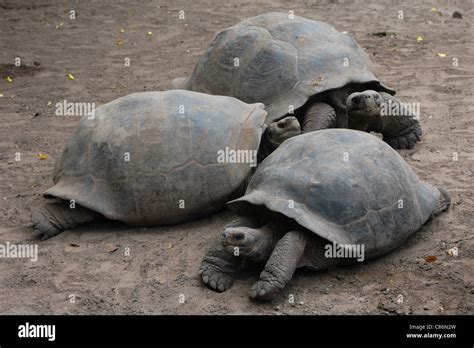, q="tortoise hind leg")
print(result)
[32,201,100,240]
[249,229,306,301]
[433,187,451,216]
